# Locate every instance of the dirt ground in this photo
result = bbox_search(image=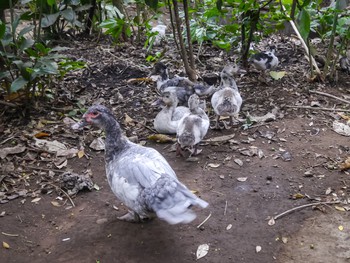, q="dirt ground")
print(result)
[1,36,350,263]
